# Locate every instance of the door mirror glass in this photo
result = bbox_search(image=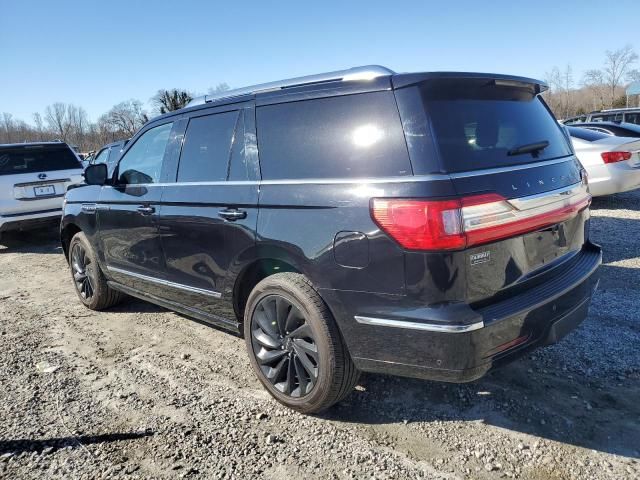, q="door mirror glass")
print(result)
[84,163,108,185]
